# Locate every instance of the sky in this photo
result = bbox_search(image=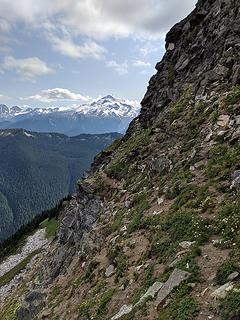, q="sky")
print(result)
[0,0,197,107]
